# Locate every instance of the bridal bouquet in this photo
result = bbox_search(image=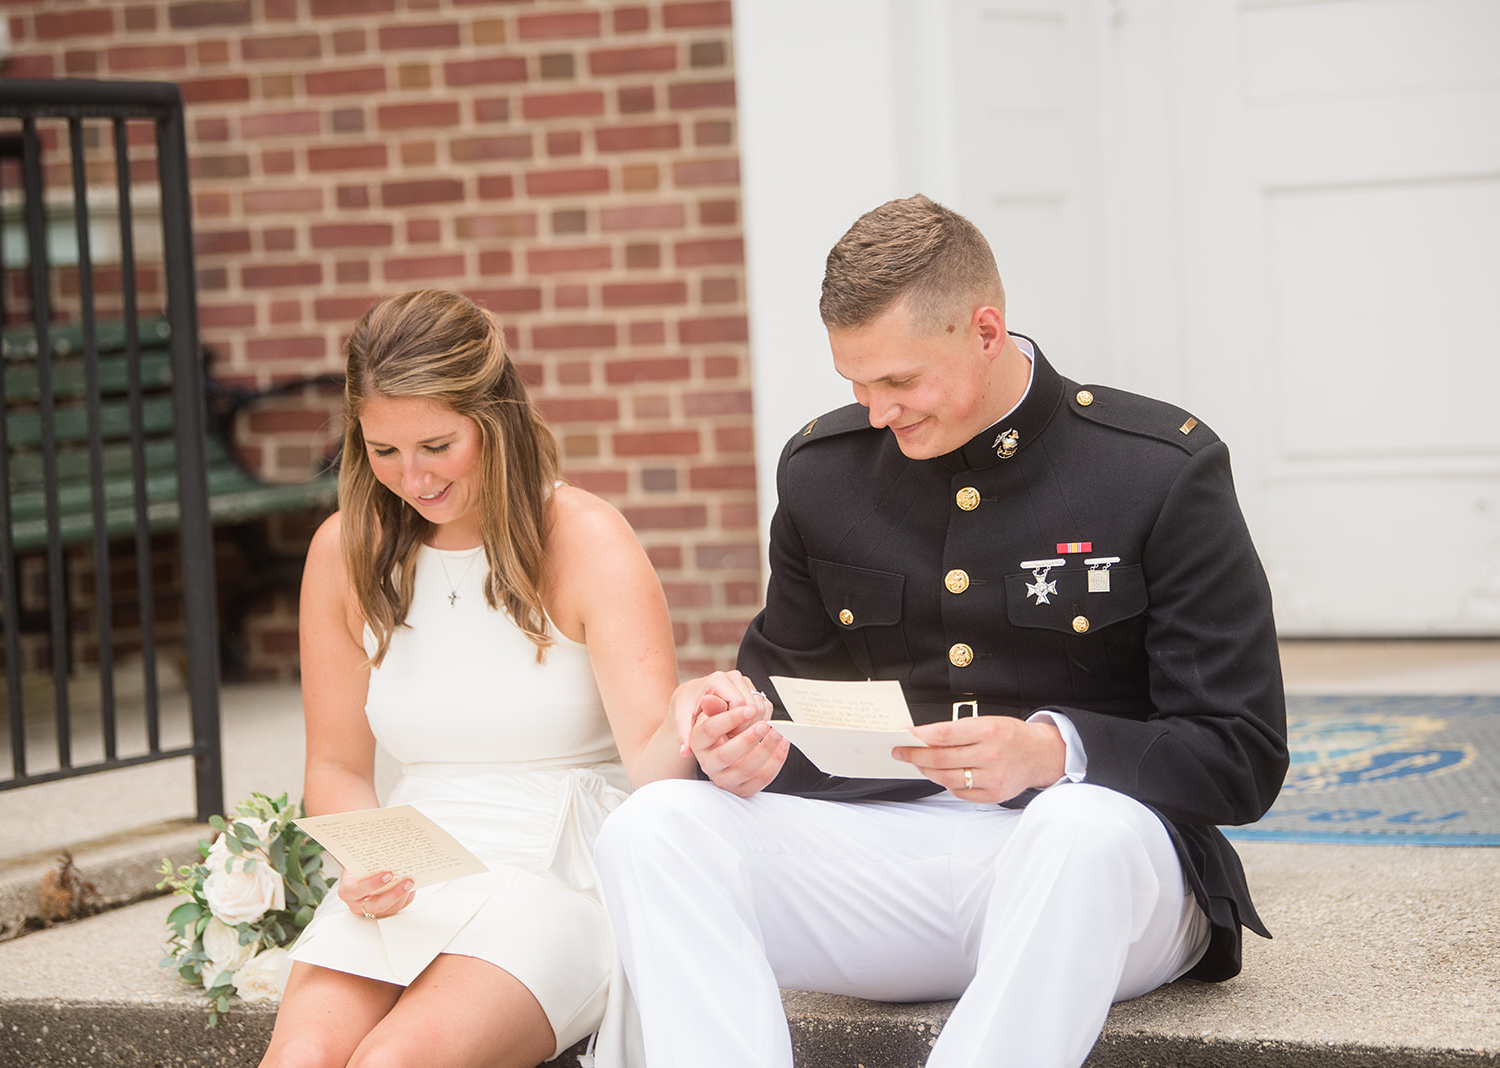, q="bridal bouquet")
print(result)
[158,791,329,1025]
